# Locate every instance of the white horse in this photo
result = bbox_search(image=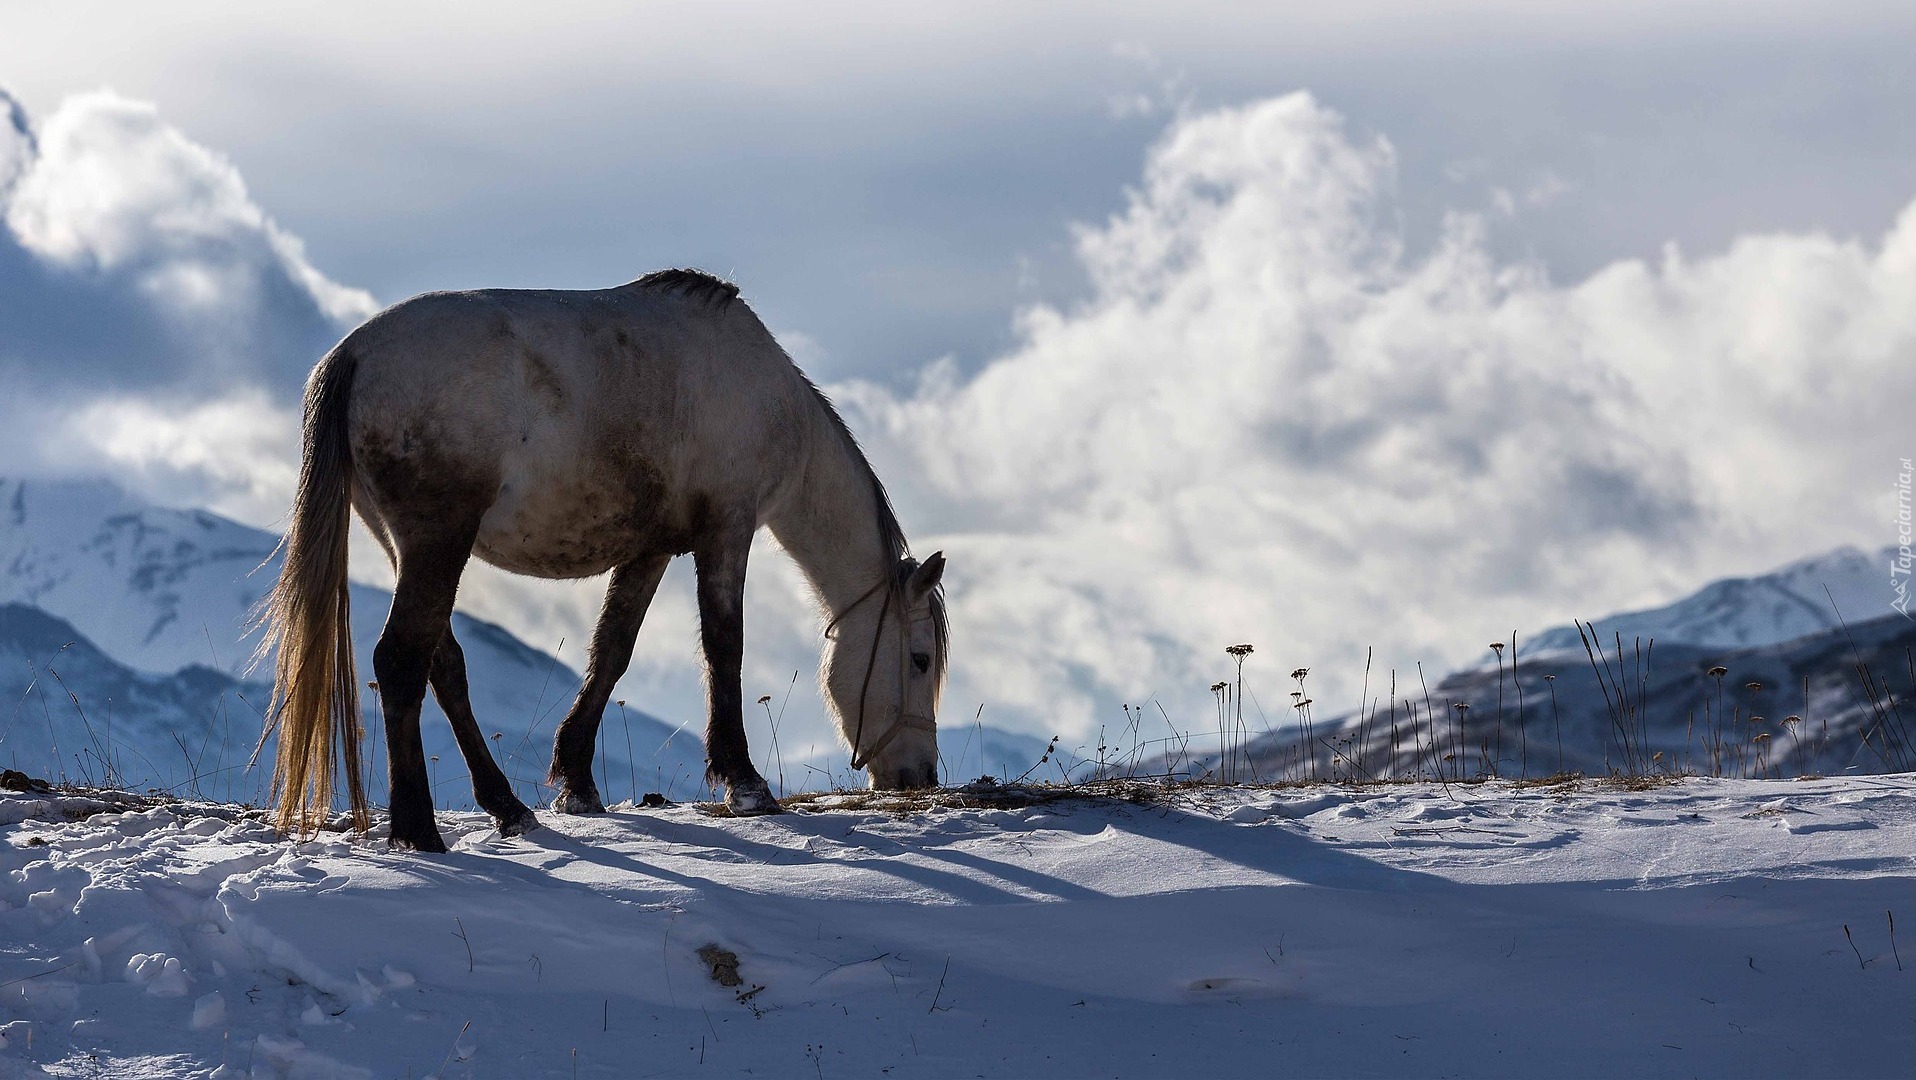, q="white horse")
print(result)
[259,269,948,851]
